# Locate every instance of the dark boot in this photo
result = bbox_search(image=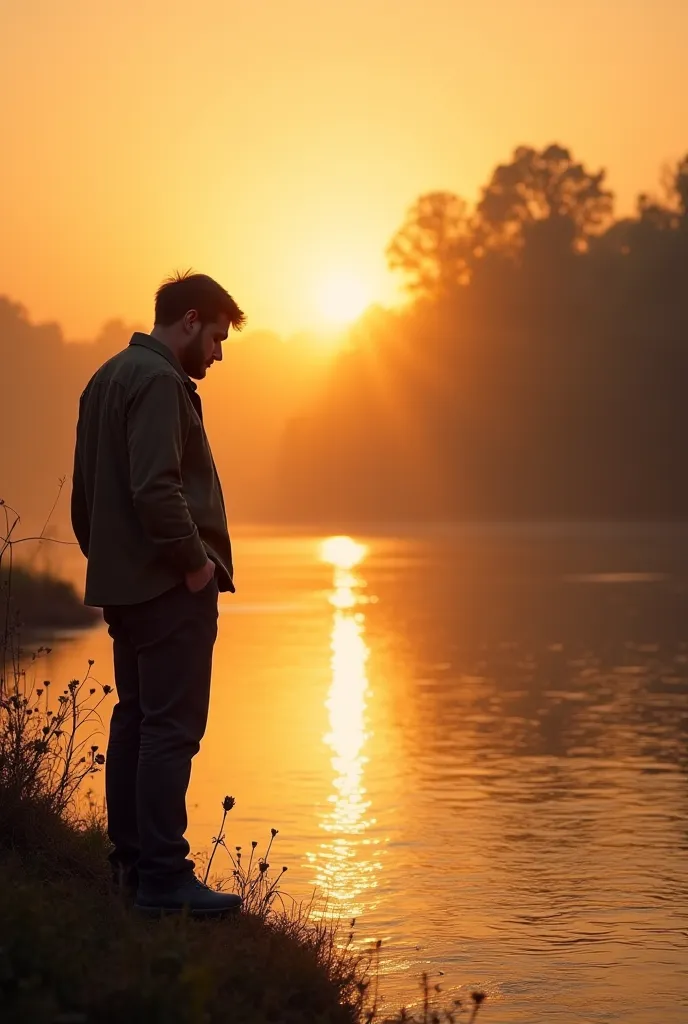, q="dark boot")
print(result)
[135,876,243,919]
